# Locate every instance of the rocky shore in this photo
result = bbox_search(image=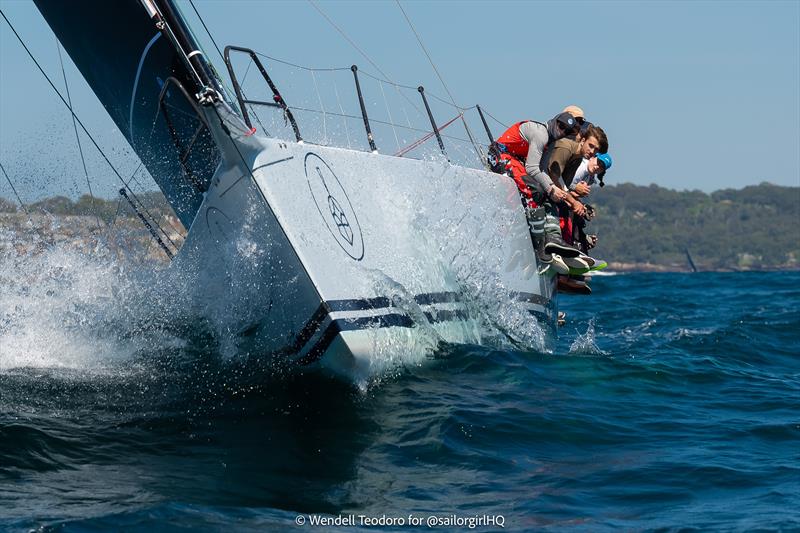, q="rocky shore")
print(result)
[0,212,182,262]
